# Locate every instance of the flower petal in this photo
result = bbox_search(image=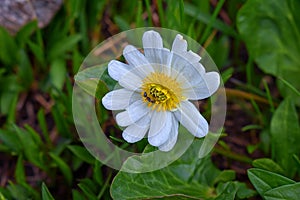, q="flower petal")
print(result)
[142,31,171,66]
[143,30,163,49]
[171,34,187,54]
[123,45,153,78]
[116,100,149,127]
[102,89,139,110]
[122,112,151,139]
[170,53,204,82]
[108,60,132,81]
[174,101,208,137]
[118,70,143,91]
[158,115,179,152]
[148,111,172,147]
[182,71,220,100]
[122,122,149,143]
